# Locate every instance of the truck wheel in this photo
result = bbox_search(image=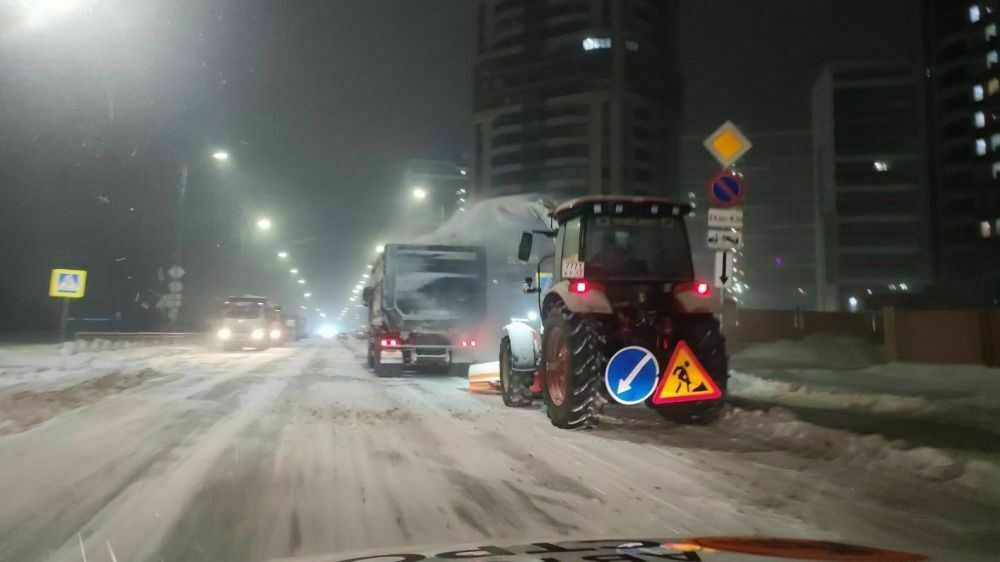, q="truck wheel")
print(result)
[500,337,533,407]
[652,315,728,425]
[373,349,403,378]
[540,302,607,429]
